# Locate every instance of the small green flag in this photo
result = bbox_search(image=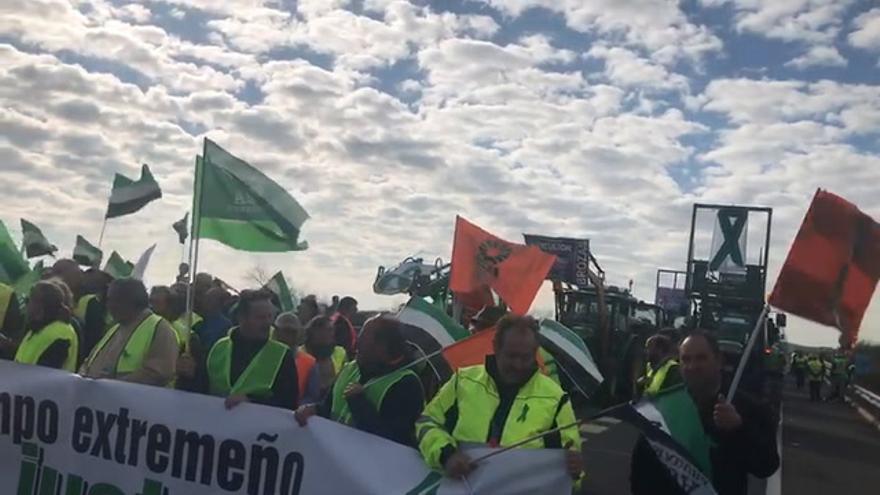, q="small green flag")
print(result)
[0,220,29,284]
[106,164,163,219]
[194,139,309,252]
[264,271,294,312]
[72,235,103,267]
[20,219,57,258]
[172,213,188,245]
[103,251,134,279]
